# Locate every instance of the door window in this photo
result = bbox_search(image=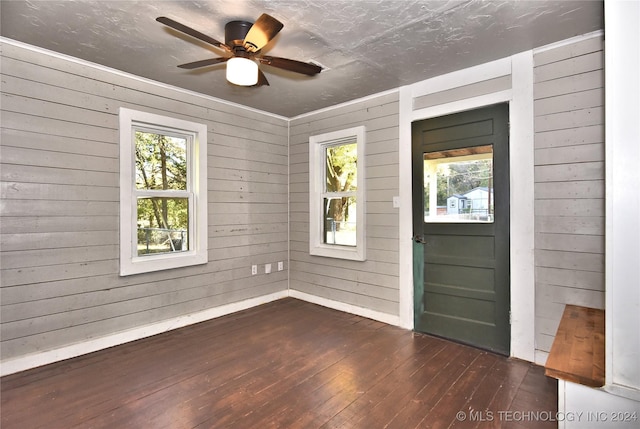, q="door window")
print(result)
[423,144,494,223]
